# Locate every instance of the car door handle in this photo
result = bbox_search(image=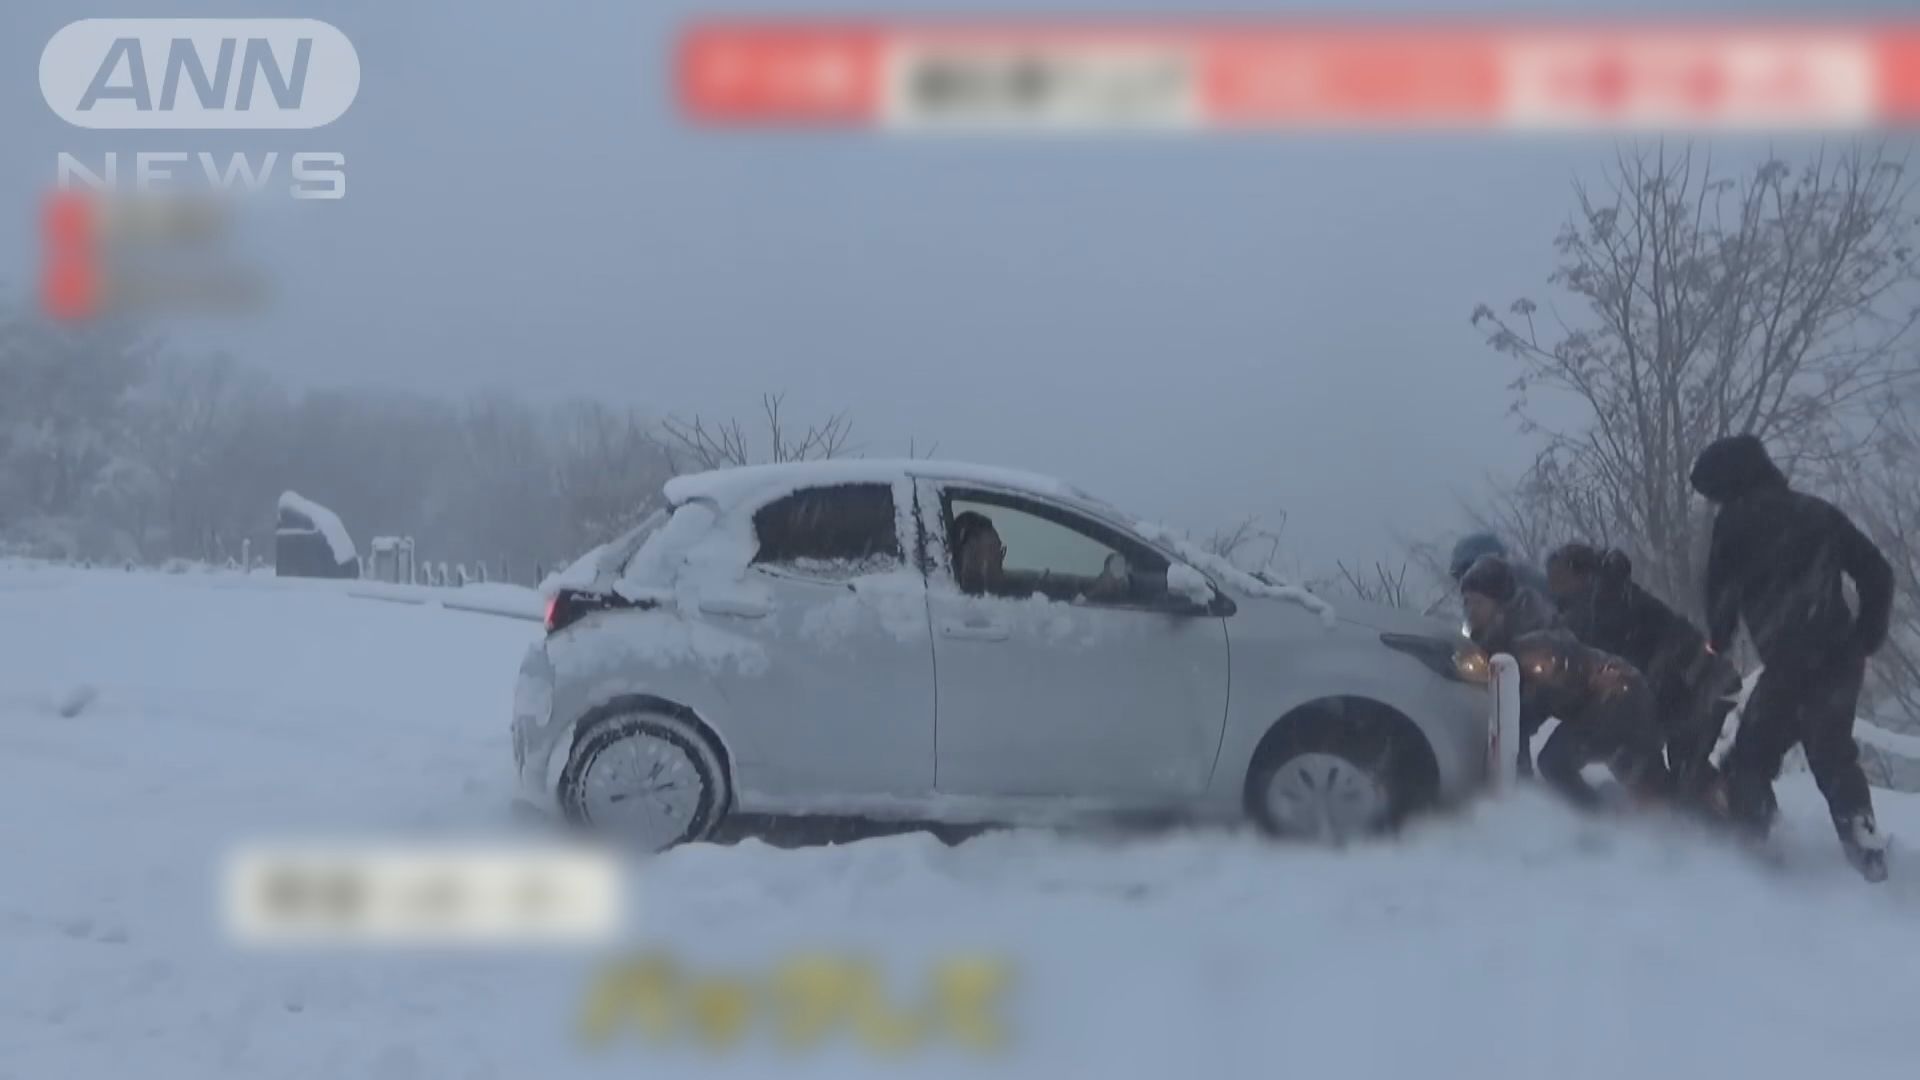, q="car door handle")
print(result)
[941,617,1009,642]
[698,597,770,618]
